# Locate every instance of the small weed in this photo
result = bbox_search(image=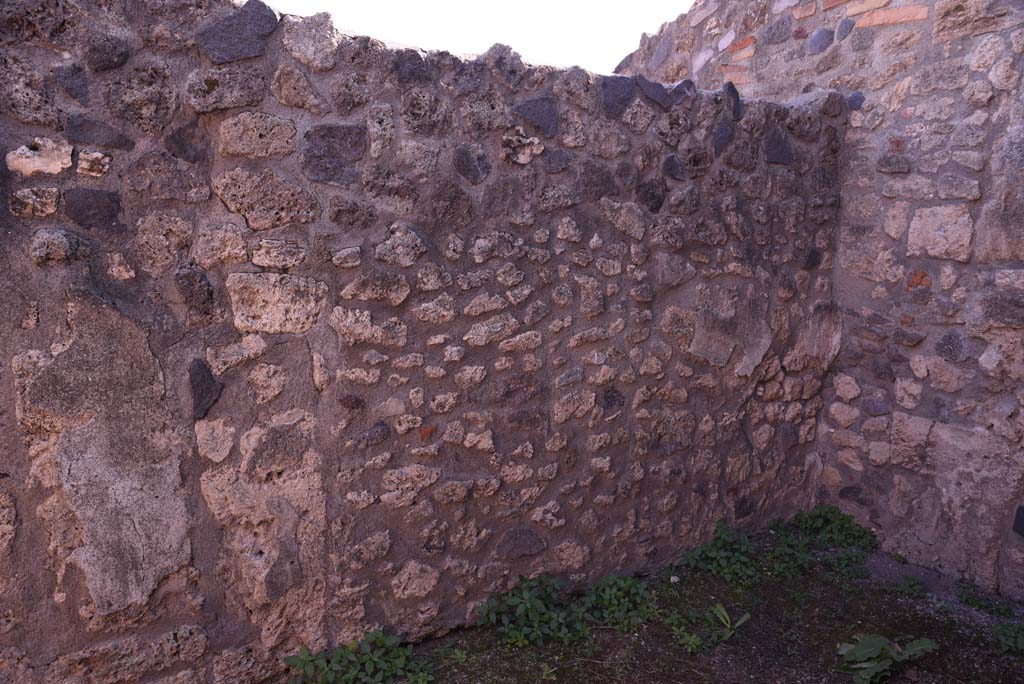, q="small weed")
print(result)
[824,549,869,579]
[886,576,927,599]
[706,602,750,644]
[793,505,879,551]
[448,648,469,664]
[956,580,1014,618]
[581,575,654,632]
[836,634,937,684]
[682,522,759,585]
[993,622,1024,654]
[478,576,589,647]
[285,631,432,684]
